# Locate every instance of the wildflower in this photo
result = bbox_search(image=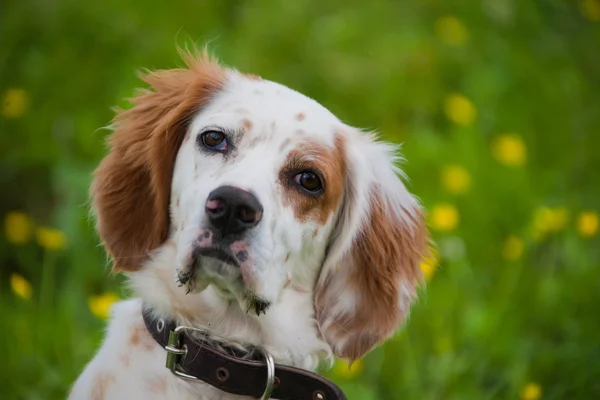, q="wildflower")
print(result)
[441,165,471,195]
[89,293,120,319]
[577,211,598,238]
[444,94,477,126]
[532,207,569,240]
[520,382,542,400]
[420,247,439,281]
[435,16,468,46]
[491,134,527,167]
[1,88,29,118]
[430,203,459,232]
[503,235,524,261]
[580,0,600,21]
[10,273,33,300]
[36,227,67,251]
[332,358,364,379]
[4,211,33,244]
